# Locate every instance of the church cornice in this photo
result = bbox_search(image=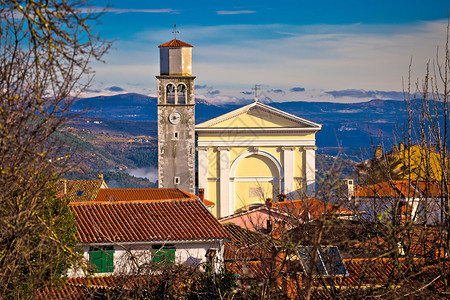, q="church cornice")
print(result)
[197,139,316,147]
[195,128,320,134]
[156,75,196,79]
